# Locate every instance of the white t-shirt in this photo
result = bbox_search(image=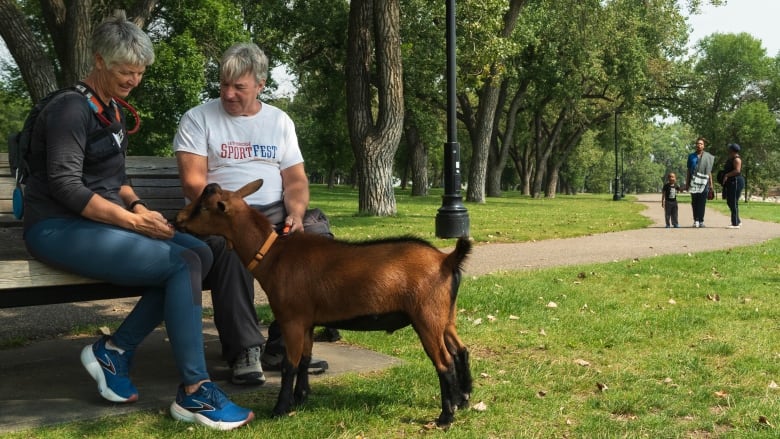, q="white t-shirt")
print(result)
[173,99,304,205]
